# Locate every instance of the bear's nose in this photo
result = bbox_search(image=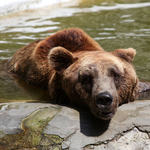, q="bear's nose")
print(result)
[96,92,113,107]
